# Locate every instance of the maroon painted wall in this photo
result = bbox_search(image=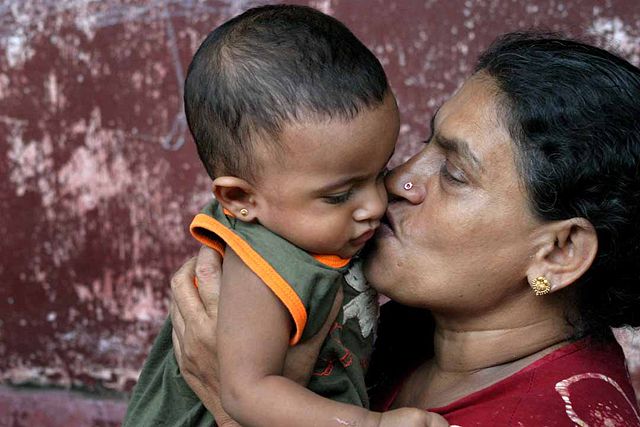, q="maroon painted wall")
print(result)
[2,0,639,424]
